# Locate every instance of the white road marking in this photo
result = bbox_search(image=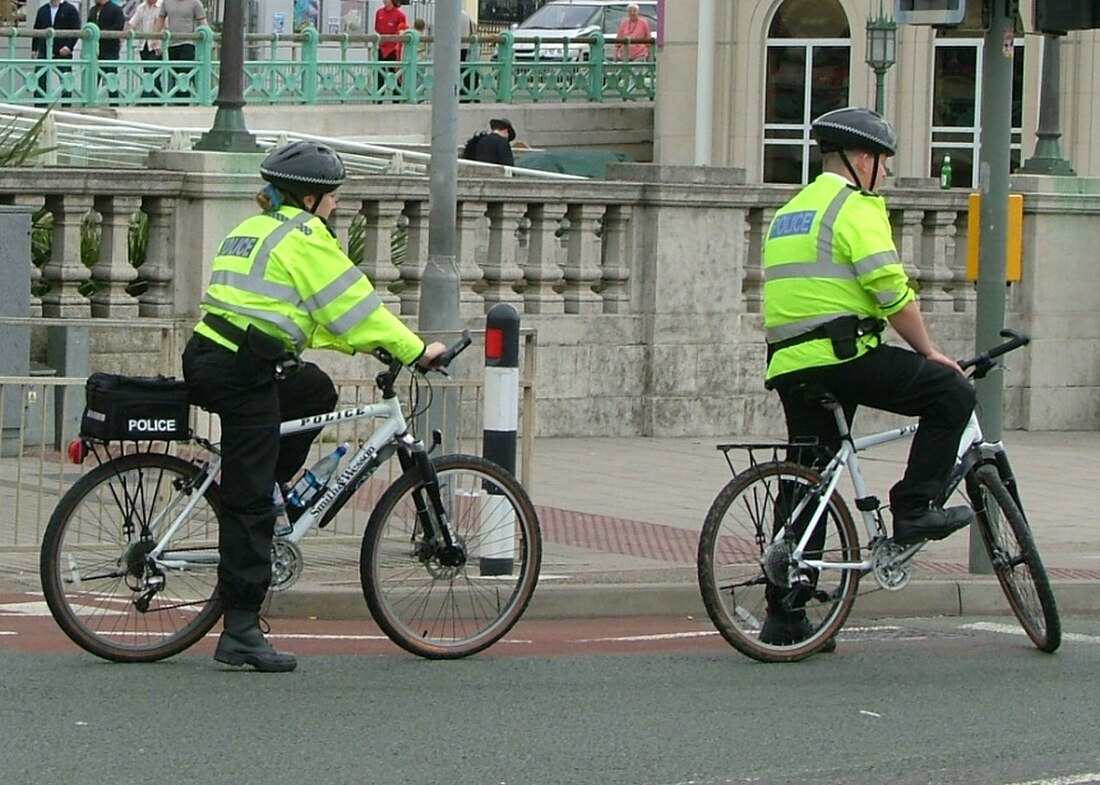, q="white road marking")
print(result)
[573,631,720,643]
[265,633,533,645]
[0,631,16,636]
[961,621,1100,644]
[998,774,1100,785]
[0,601,56,617]
[859,710,882,718]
